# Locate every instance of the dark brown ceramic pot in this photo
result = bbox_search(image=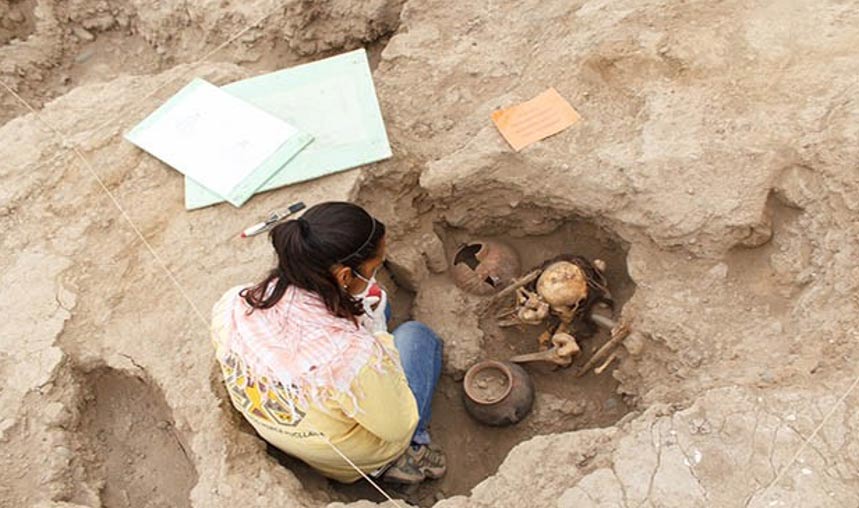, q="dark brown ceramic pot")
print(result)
[463,360,534,426]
